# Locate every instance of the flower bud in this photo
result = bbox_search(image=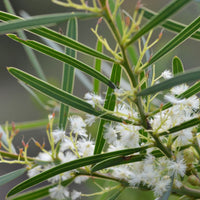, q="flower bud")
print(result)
[188,175,200,186]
